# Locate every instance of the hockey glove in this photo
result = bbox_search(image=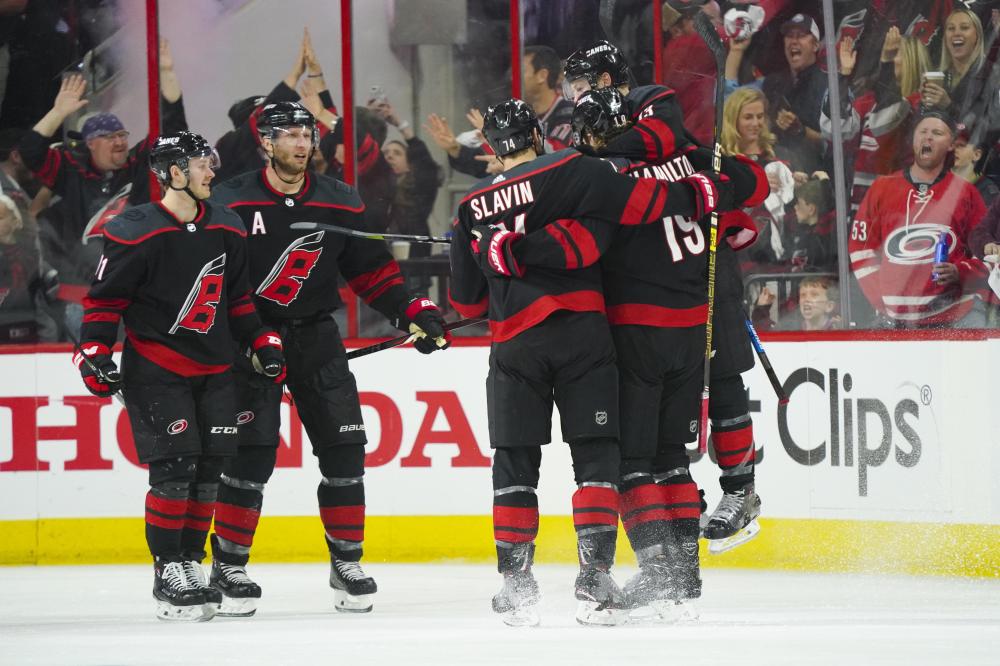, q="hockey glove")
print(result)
[683,171,734,219]
[401,296,451,354]
[72,342,122,398]
[250,330,286,383]
[470,225,524,278]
